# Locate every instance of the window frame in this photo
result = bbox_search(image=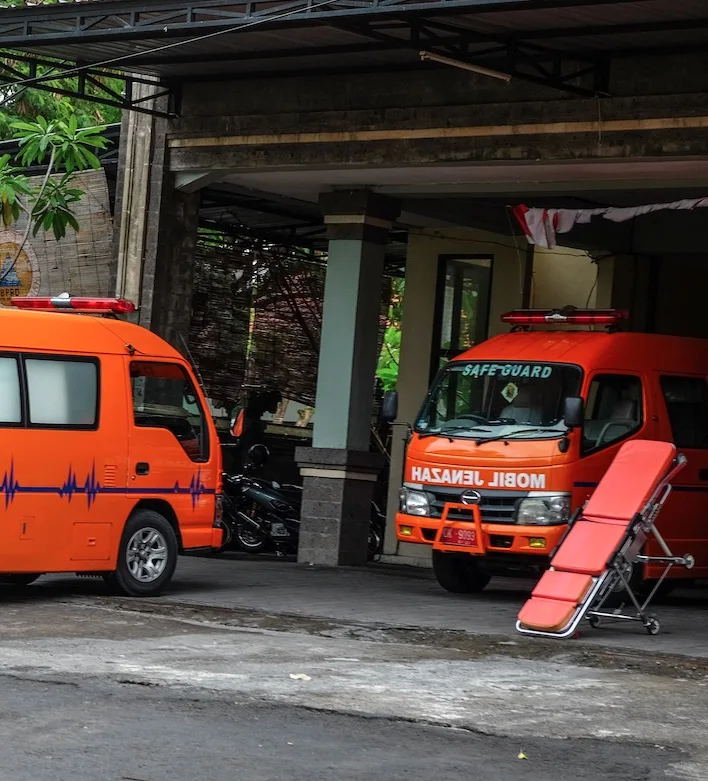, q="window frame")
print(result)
[129,359,210,463]
[23,353,101,431]
[659,374,708,450]
[581,371,644,456]
[0,351,100,431]
[429,254,494,383]
[0,352,24,429]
